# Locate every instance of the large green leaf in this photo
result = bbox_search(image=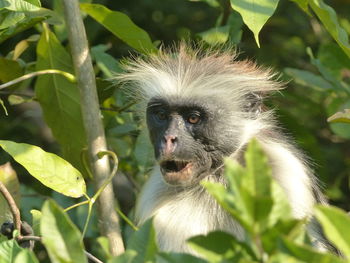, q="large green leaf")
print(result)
[127,219,158,263]
[230,0,280,47]
[80,3,157,54]
[309,0,350,58]
[41,200,87,263]
[14,250,39,263]
[0,162,20,224]
[315,205,350,258]
[0,140,86,198]
[0,240,23,263]
[35,26,87,173]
